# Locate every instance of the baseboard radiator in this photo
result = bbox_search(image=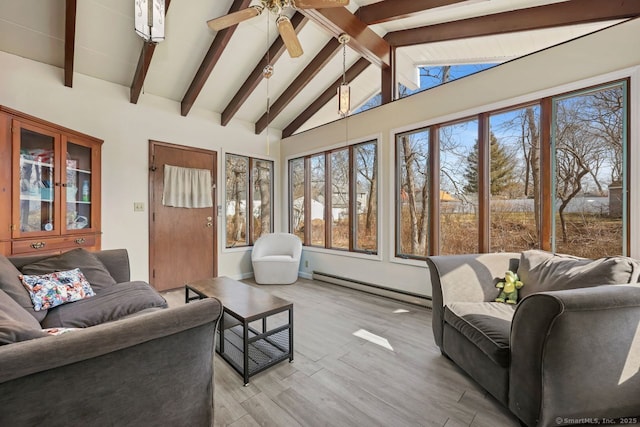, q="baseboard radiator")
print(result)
[312,271,432,308]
